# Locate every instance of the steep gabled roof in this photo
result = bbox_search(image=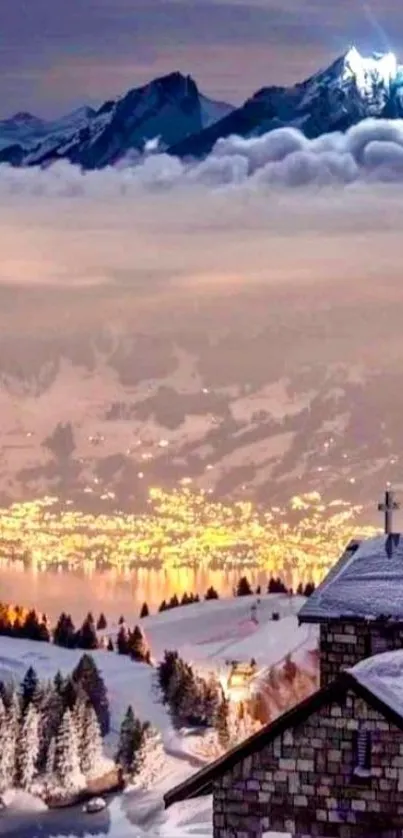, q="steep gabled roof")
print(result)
[164,668,403,809]
[299,534,403,623]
